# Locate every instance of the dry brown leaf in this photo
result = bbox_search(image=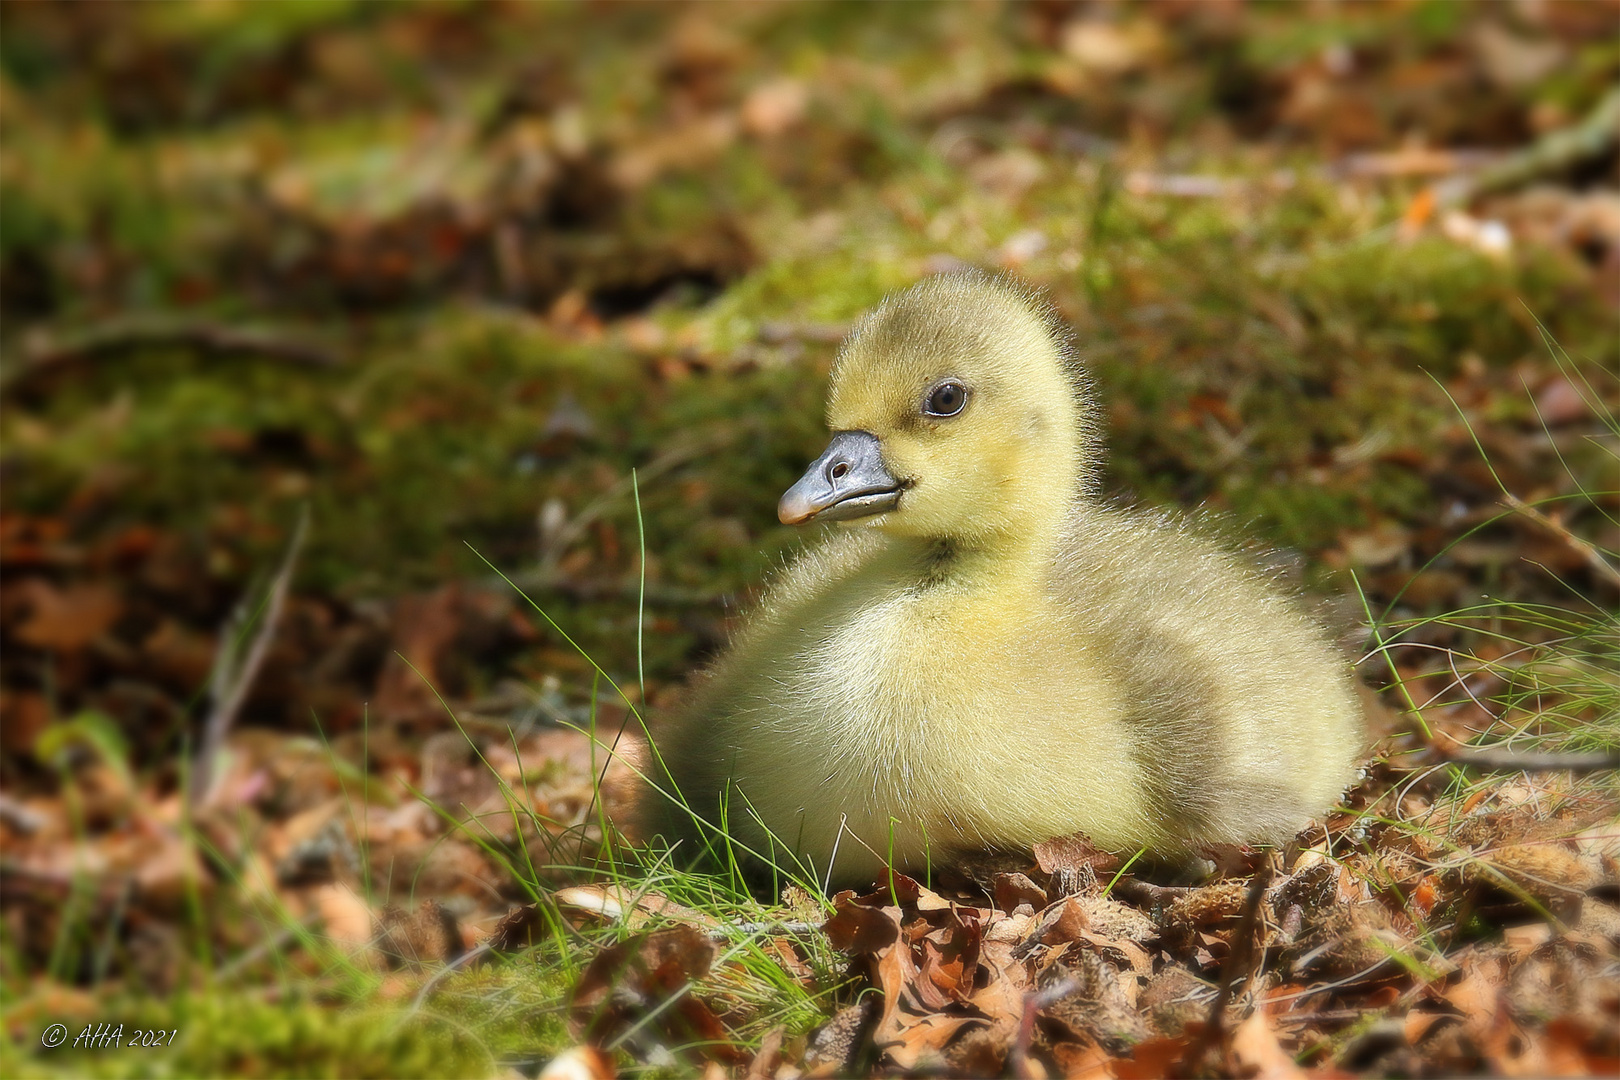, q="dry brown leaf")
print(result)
[1109,1034,1195,1080]
[489,903,548,952]
[13,580,122,650]
[1050,1037,1115,1079]
[132,828,206,911]
[824,876,1037,1070]
[1403,1006,1454,1047]
[1229,1011,1306,1080]
[1077,929,1153,978]
[740,78,807,138]
[1033,832,1120,878]
[313,882,374,950]
[822,890,903,955]
[572,924,741,1065]
[0,690,51,757]
[744,1023,785,1080]
[372,584,464,722]
[993,871,1049,914]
